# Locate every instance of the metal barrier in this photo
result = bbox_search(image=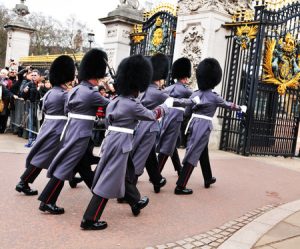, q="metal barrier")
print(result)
[10,98,40,137]
[9,98,106,146]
